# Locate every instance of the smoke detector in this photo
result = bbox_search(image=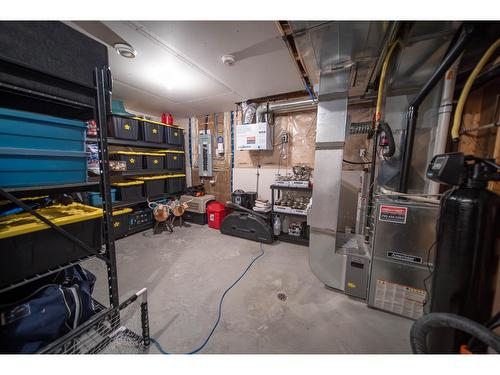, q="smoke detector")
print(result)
[114,43,137,59]
[221,54,236,66]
